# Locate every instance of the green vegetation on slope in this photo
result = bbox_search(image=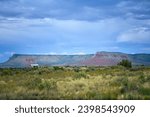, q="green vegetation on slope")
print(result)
[0,66,150,99]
